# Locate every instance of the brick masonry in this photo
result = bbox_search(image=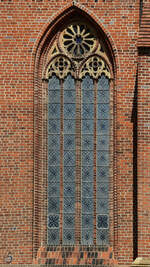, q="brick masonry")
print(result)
[1,0,150,265]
